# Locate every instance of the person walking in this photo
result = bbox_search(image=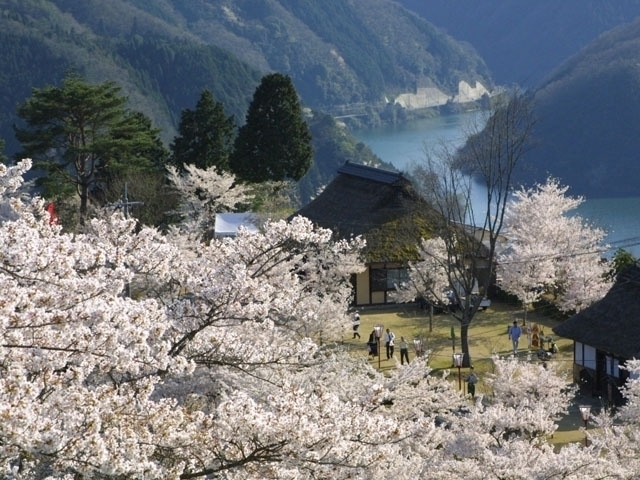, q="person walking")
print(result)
[399,336,410,365]
[467,367,479,398]
[385,328,396,359]
[508,320,522,355]
[367,330,377,356]
[352,310,361,339]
